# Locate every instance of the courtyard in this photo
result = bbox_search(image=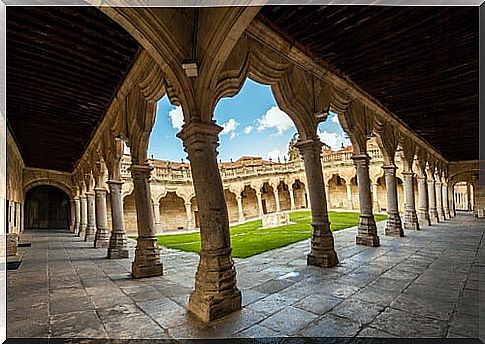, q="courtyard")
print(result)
[7,212,483,340]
